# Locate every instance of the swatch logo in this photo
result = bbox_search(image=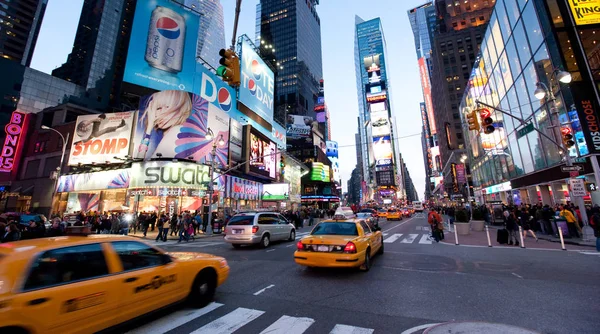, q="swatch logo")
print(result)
[156,17,180,39]
[218,87,232,112]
